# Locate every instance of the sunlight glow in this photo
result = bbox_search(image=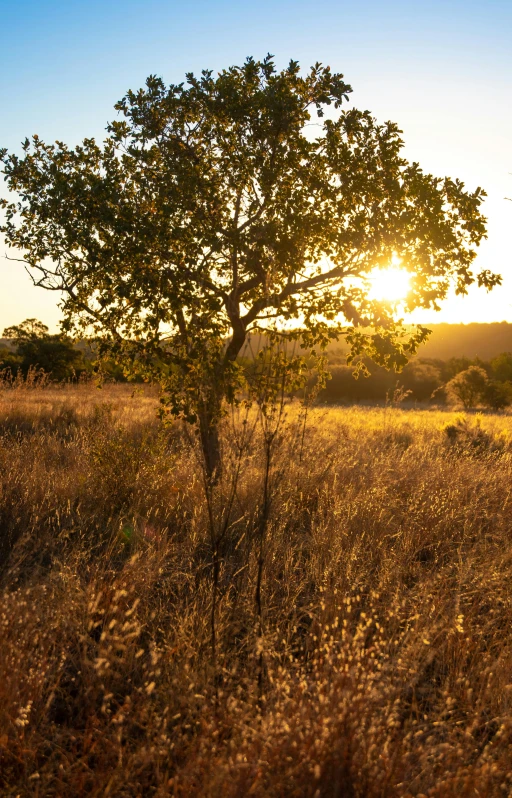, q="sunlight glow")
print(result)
[368,263,411,303]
